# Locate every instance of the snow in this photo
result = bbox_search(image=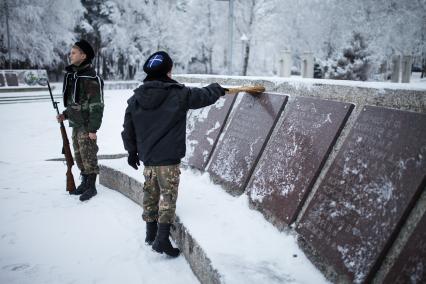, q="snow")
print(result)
[185,103,214,163]
[205,93,247,184]
[0,85,329,283]
[0,88,198,284]
[176,74,426,91]
[101,158,329,284]
[0,162,198,284]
